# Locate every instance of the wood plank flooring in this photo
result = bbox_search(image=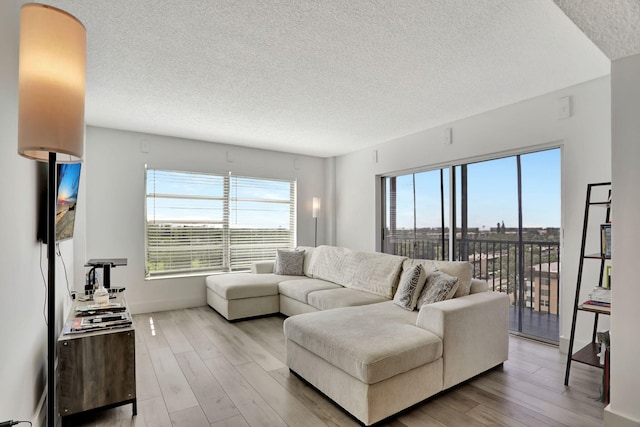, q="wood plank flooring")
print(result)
[63,306,606,427]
